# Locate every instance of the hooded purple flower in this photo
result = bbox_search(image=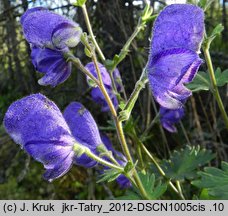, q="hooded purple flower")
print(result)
[85,62,119,112]
[63,102,103,168]
[63,102,130,187]
[3,94,76,181]
[31,46,72,86]
[160,107,184,133]
[21,7,81,50]
[148,4,204,109]
[21,7,82,86]
[101,134,131,189]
